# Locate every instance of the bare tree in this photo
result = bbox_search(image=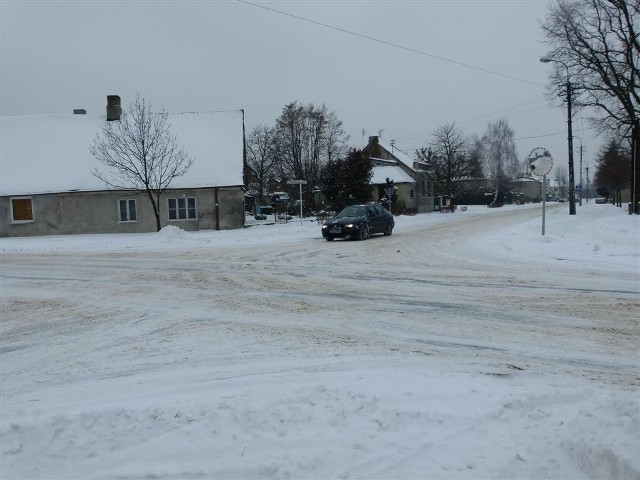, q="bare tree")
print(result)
[415,123,472,198]
[480,119,519,196]
[246,125,279,204]
[554,165,568,198]
[91,94,194,231]
[541,0,639,208]
[274,102,349,196]
[323,110,350,164]
[467,134,486,178]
